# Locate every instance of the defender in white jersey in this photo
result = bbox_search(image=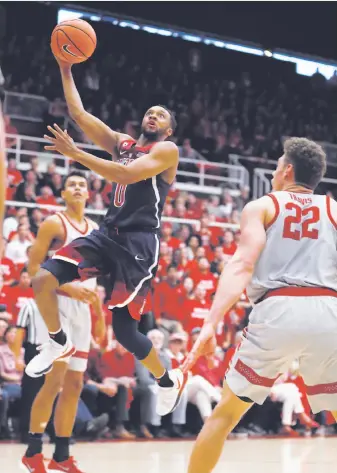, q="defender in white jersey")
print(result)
[183,137,337,473]
[22,171,106,473]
